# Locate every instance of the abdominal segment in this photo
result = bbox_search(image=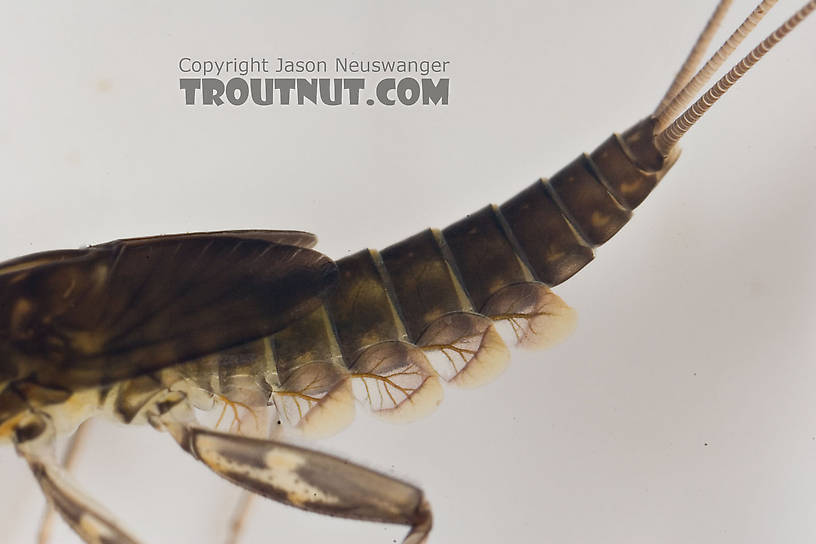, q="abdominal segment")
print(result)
[149,215,575,440]
[236,207,577,438]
